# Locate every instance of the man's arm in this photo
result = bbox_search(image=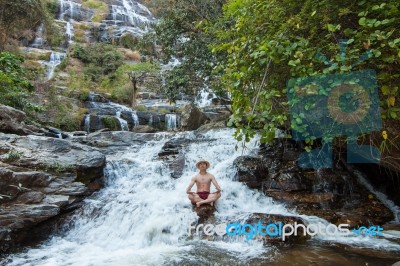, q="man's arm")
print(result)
[211,175,222,192]
[186,177,196,194]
